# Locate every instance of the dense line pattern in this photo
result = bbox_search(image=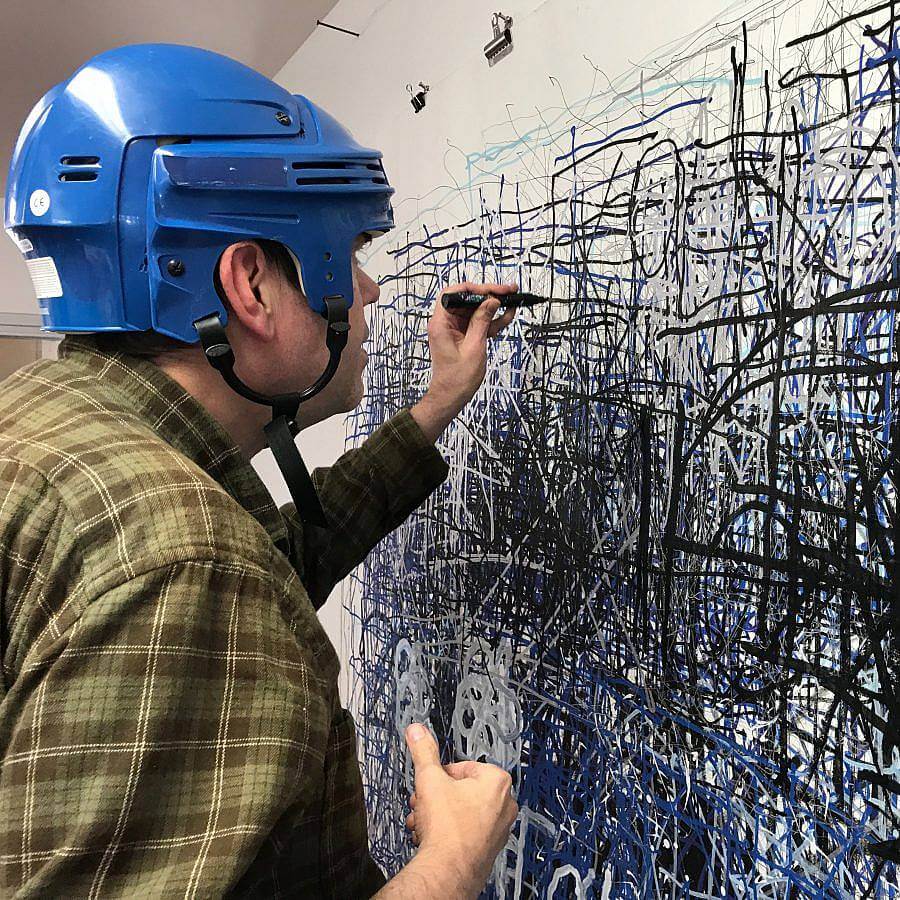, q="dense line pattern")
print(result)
[346,1,900,895]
